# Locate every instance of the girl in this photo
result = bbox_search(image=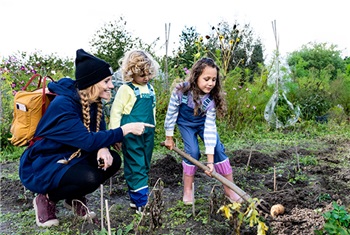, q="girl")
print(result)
[163,57,242,205]
[19,49,152,227]
[109,50,158,213]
